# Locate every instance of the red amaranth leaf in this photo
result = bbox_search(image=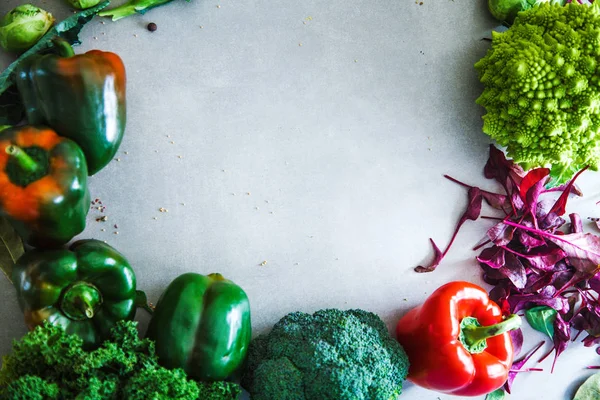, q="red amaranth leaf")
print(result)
[484,145,525,186]
[502,220,600,276]
[483,145,525,213]
[517,230,546,250]
[510,328,524,358]
[549,167,589,216]
[523,171,550,228]
[501,246,566,272]
[519,168,550,201]
[414,239,443,273]
[487,221,515,247]
[550,313,571,372]
[508,285,570,314]
[443,175,510,210]
[504,341,545,394]
[415,187,482,272]
[477,246,505,269]
[570,213,583,234]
